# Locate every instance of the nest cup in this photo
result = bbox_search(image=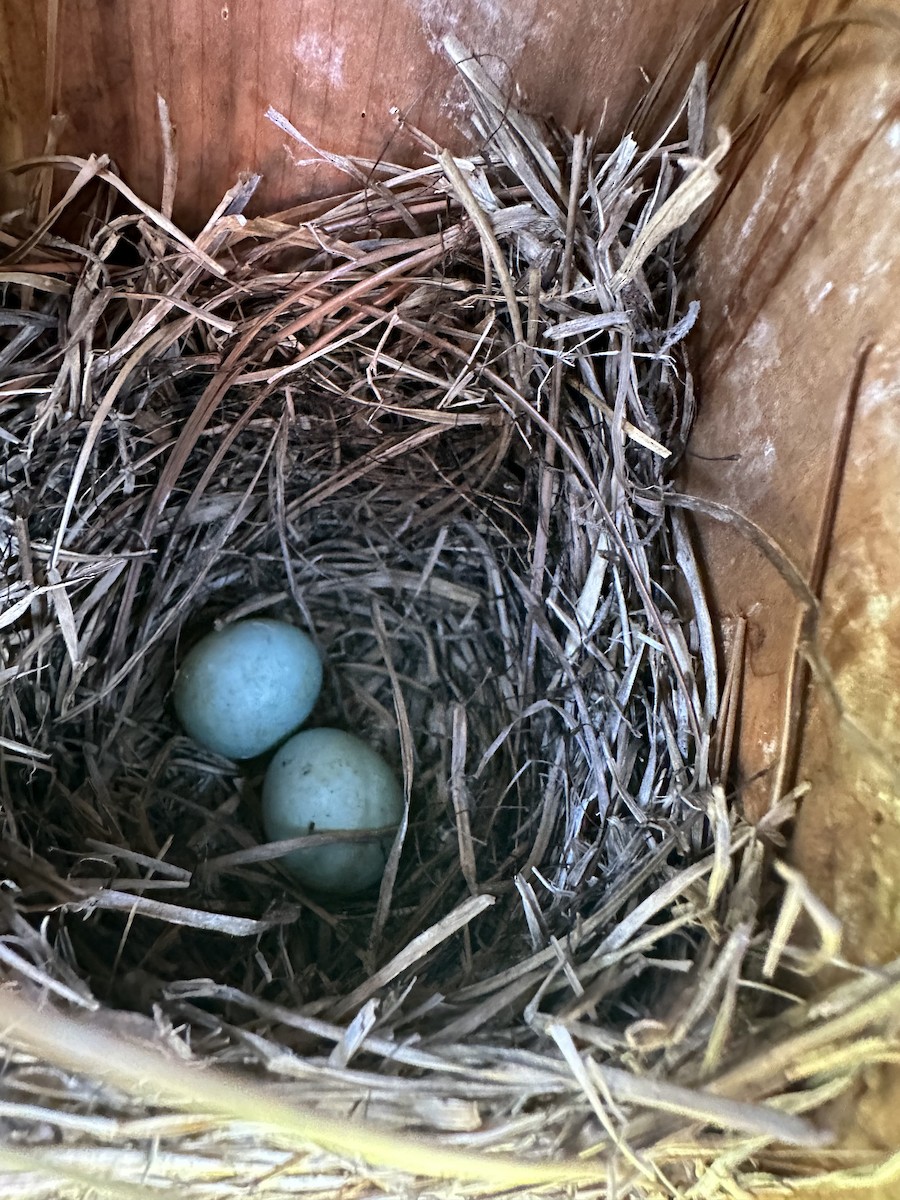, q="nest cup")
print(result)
[1,34,898,1200]
[4,58,717,1013]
